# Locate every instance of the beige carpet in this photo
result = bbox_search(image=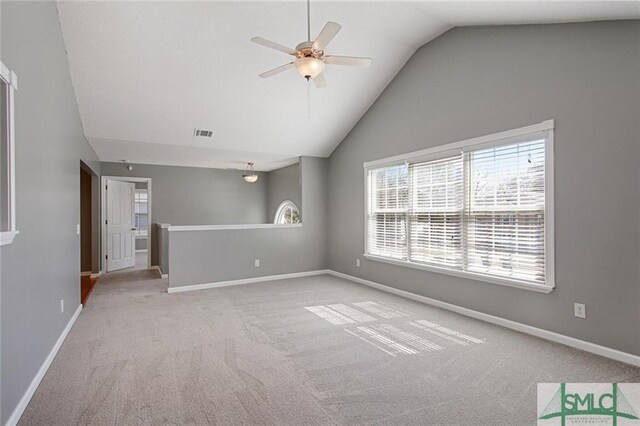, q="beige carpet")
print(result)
[19,271,640,425]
